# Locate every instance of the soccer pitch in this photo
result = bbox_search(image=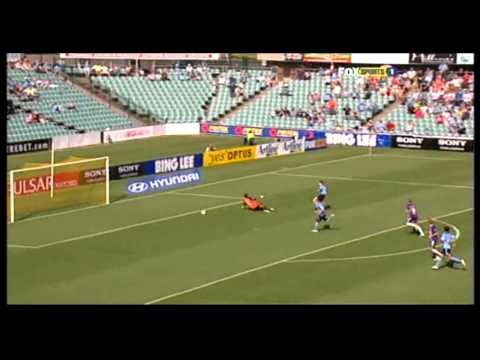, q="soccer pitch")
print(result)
[7,135,474,304]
